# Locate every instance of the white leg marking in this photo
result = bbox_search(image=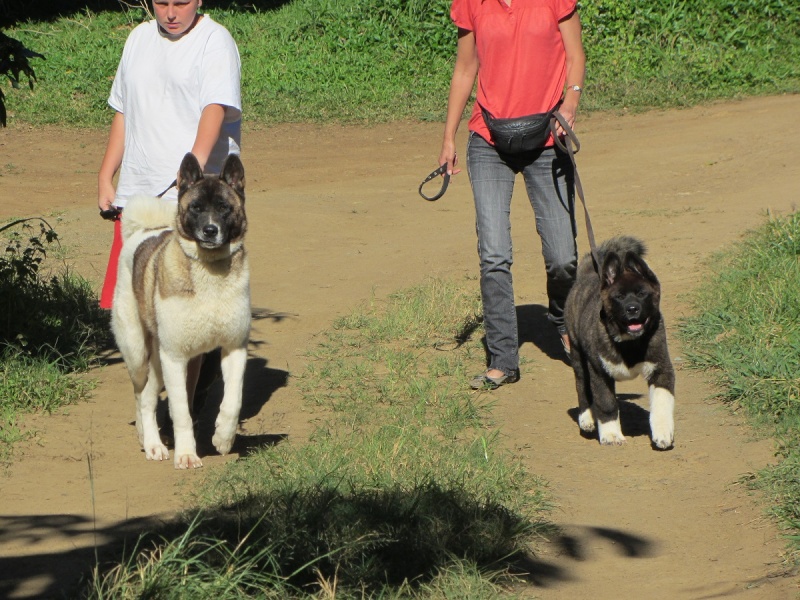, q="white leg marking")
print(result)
[649,385,675,449]
[212,347,247,455]
[597,418,626,445]
[138,358,169,461]
[578,408,596,432]
[161,352,202,469]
